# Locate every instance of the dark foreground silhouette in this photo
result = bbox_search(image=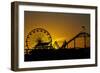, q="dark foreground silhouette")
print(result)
[24,48,90,61]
